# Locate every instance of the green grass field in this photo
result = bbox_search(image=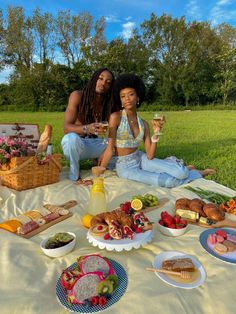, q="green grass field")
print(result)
[1,111,236,190]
